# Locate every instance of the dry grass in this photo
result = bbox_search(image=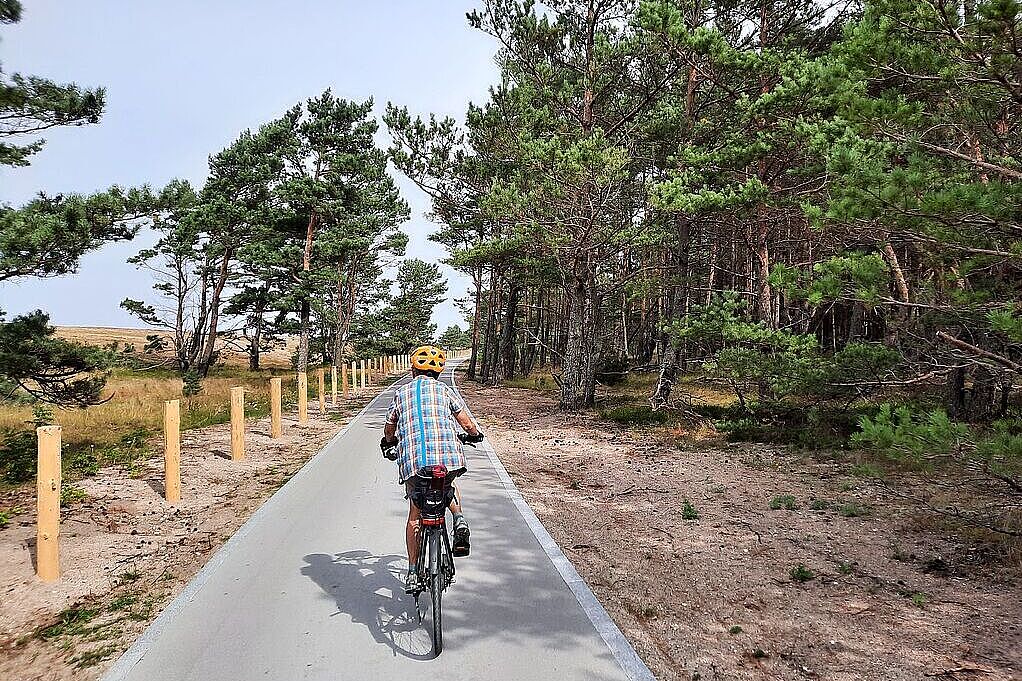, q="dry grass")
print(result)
[54,326,296,369]
[0,369,297,448]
